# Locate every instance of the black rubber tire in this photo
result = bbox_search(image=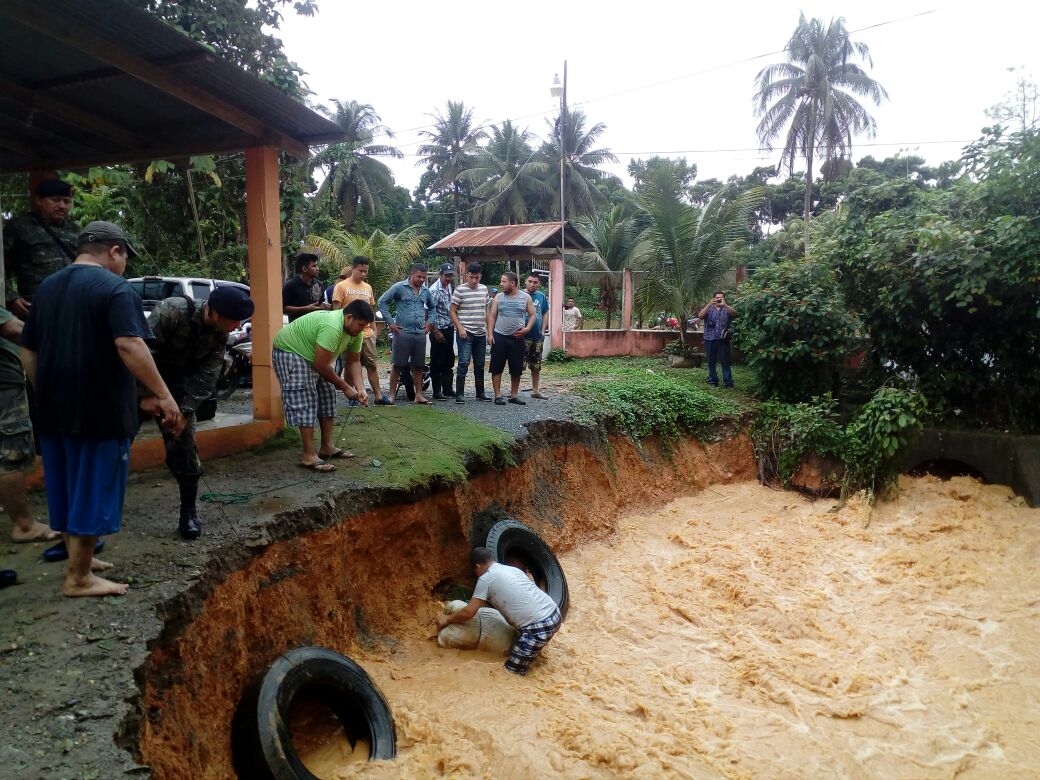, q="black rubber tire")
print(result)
[231,646,396,779]
[484,519,569,620]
